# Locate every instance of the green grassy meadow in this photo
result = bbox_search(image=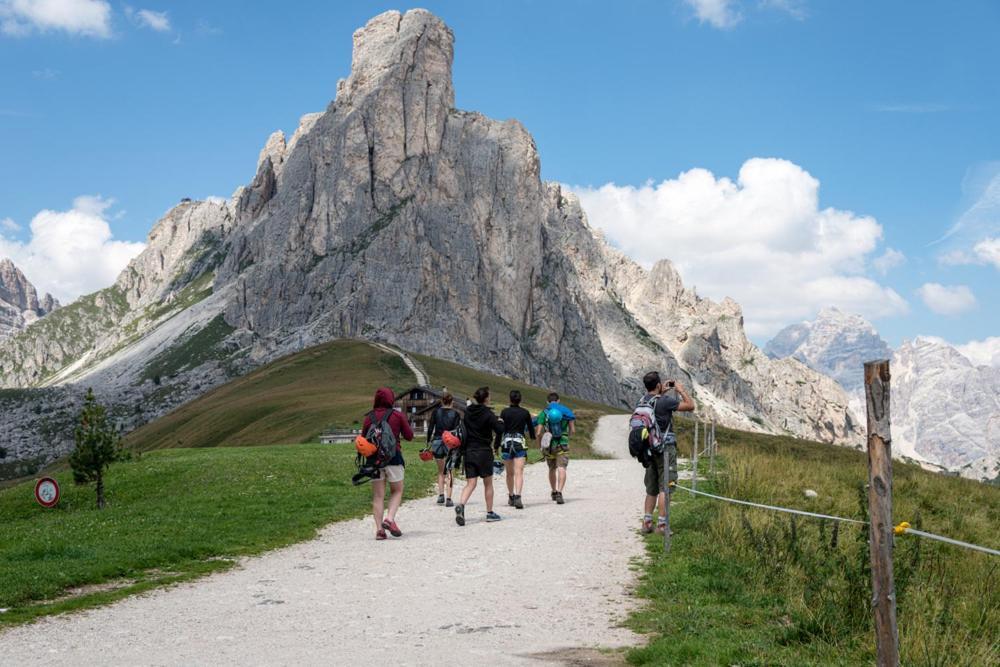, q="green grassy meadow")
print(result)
[0,442,437,626]
[626,420,1000,666]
